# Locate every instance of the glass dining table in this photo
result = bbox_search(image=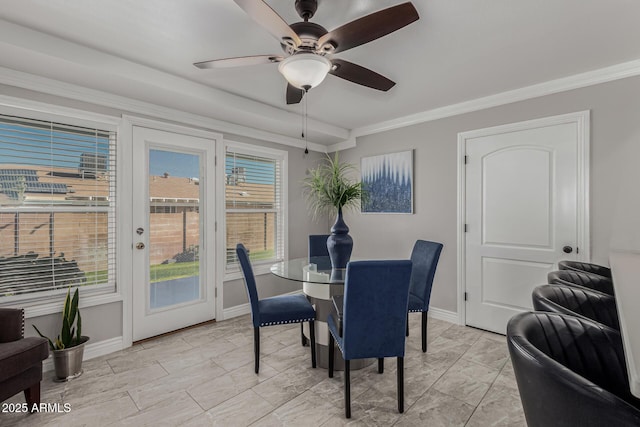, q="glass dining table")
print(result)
[270,256,371,370]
